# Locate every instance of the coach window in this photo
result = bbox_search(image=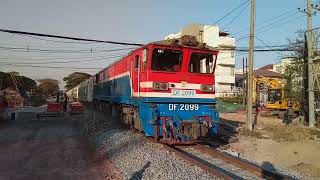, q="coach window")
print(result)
[151,48,182,72]
[189,52,216,74]
[135,55,139,69]
[142,49,148,71]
